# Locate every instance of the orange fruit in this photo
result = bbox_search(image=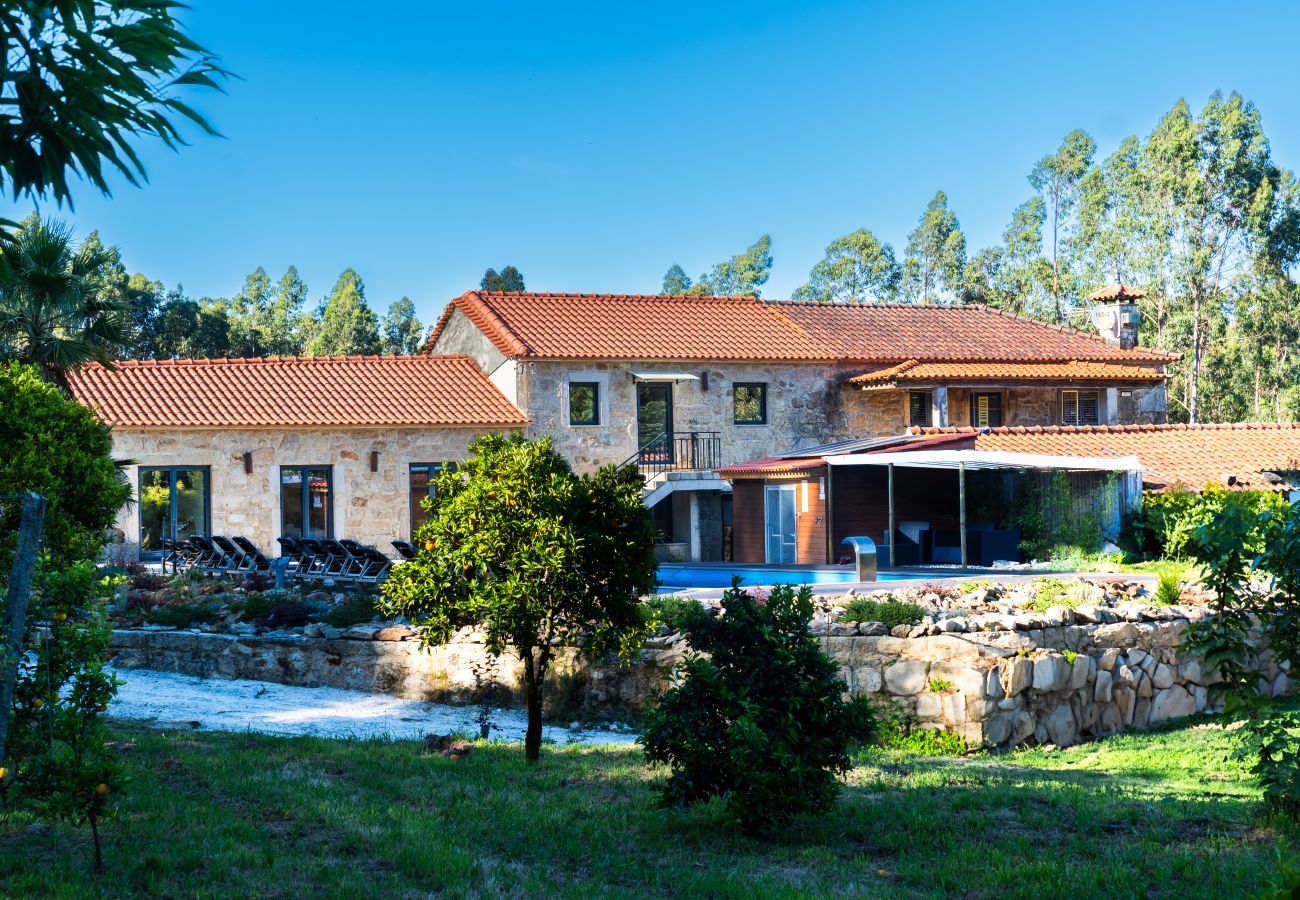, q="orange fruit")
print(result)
[95,783,109,796]
[32,698,44,709]
[52,612,67,622]
[424,540,436,552]
[0,766,8,780]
